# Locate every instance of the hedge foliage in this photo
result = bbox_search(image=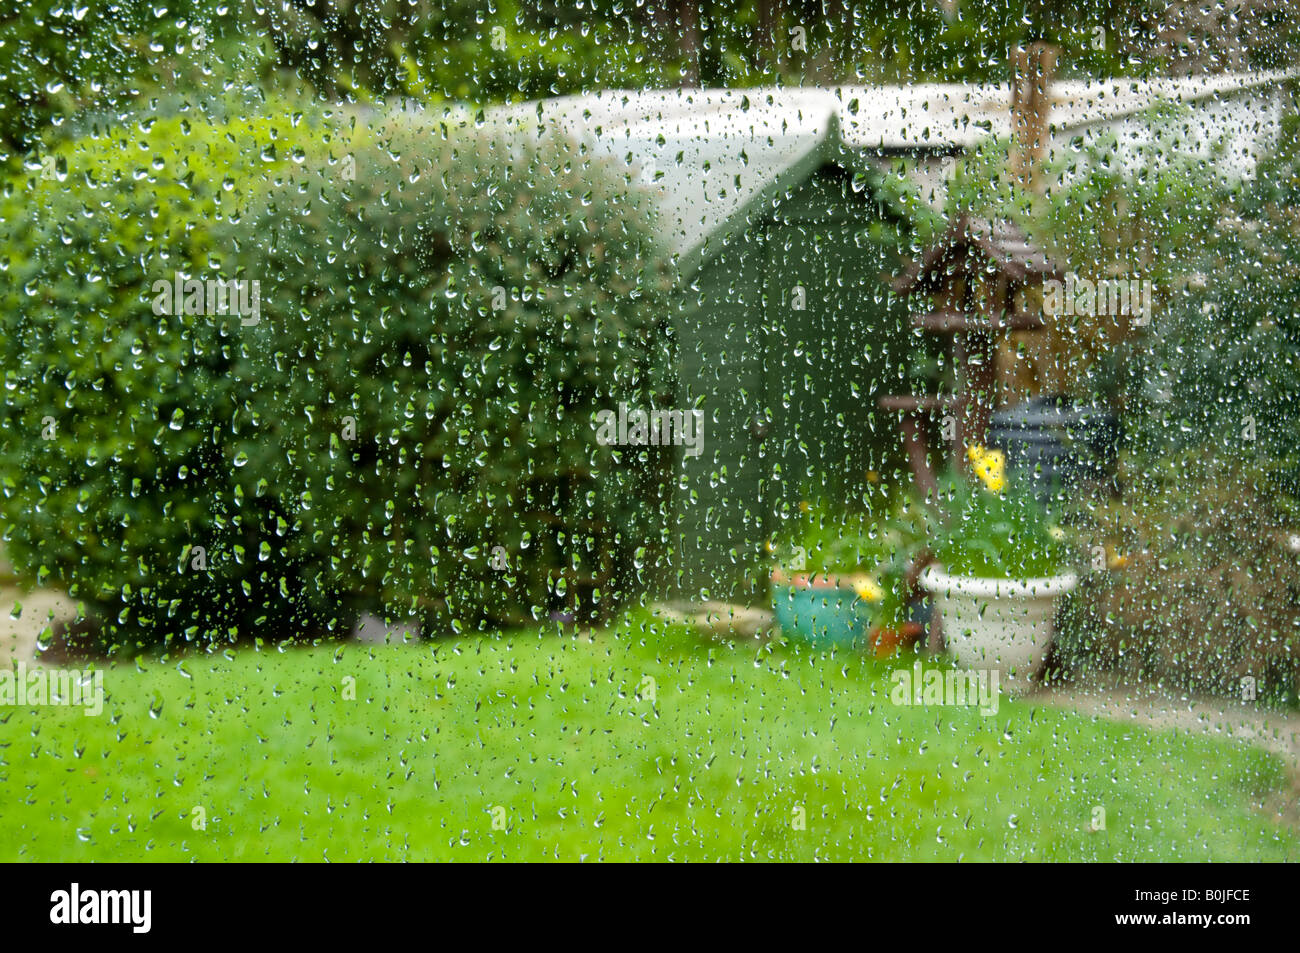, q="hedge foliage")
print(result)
[0,99,672,651]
